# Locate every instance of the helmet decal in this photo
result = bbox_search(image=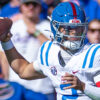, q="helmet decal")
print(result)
[69,2,77,19]
[69,19,81,23]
